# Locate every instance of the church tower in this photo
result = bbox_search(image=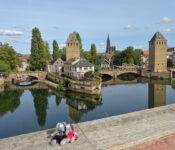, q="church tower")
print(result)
[66,33,80,61]
[106,34,116,54]
[106,34,111,53]
[149,32,167,72]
